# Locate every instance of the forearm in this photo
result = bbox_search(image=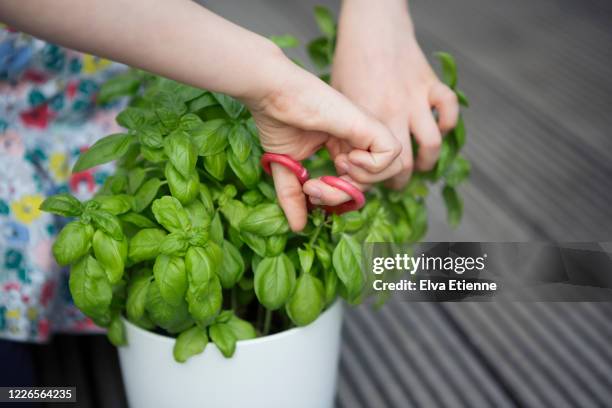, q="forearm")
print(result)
[339,0,413,33]
[0,0,285,100]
